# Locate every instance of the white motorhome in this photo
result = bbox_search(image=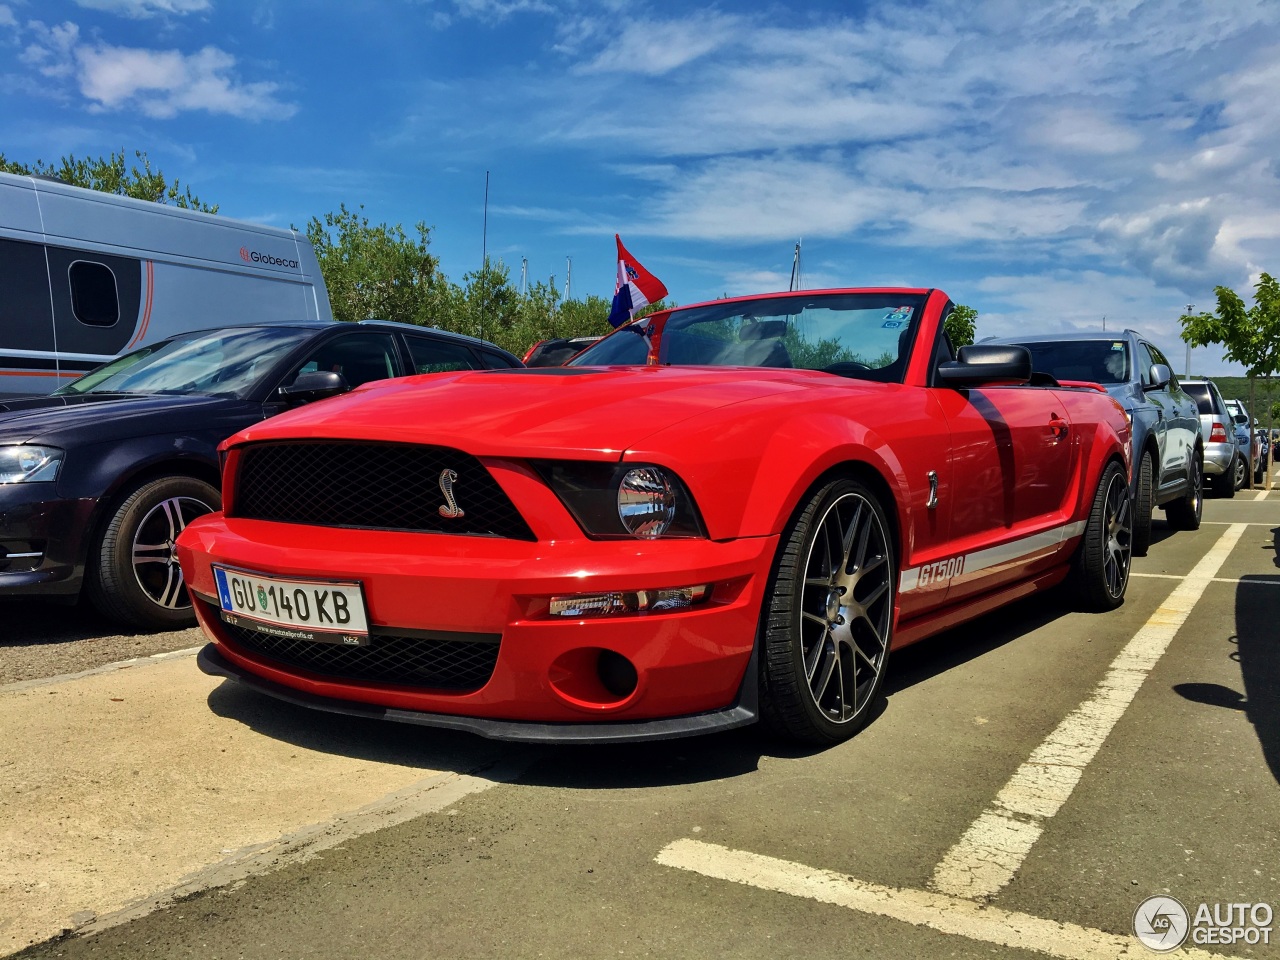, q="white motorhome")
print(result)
[0,170,332,398]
